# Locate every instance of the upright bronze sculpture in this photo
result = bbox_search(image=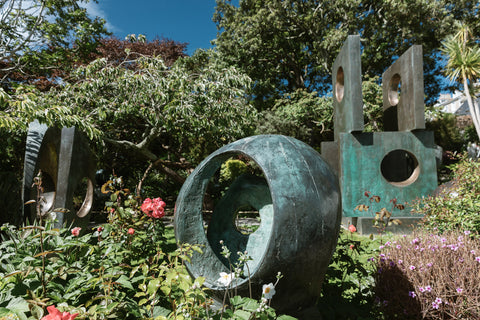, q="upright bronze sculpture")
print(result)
[322,35,438,232]
[22,121,95,229]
